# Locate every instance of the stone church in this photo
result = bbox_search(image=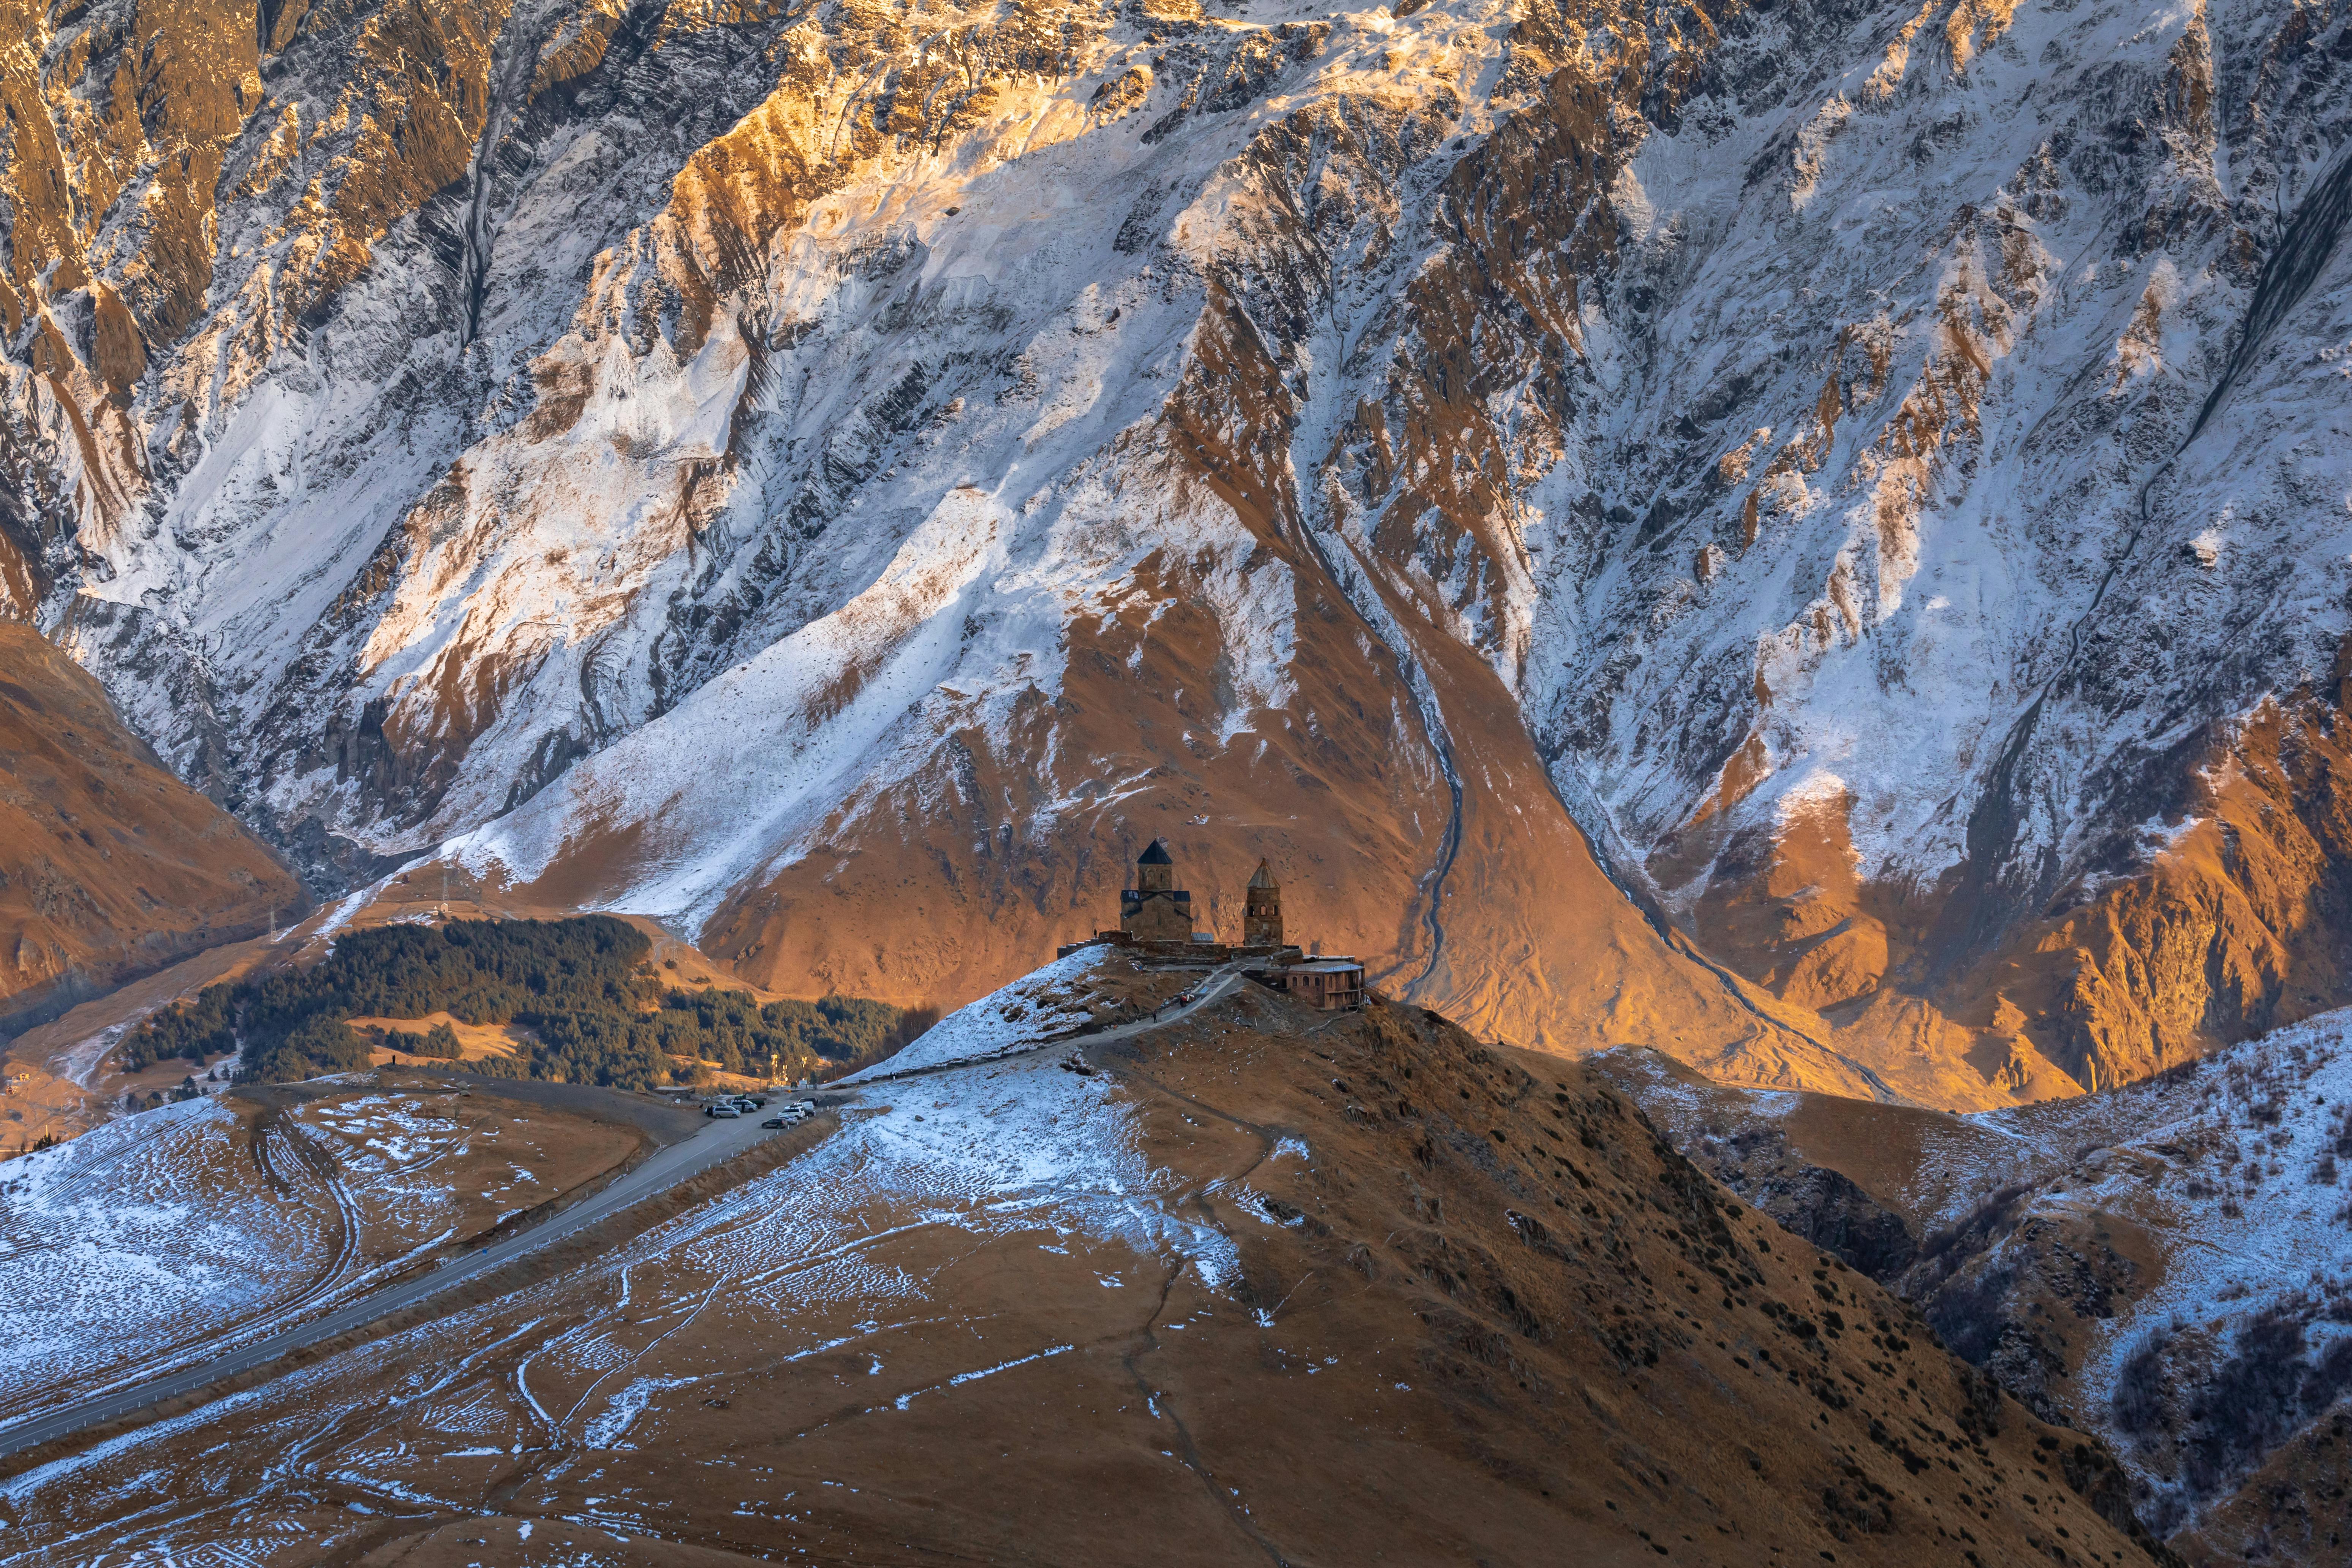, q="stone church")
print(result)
[1115,842,1290,953]
[1119,839,1196,941]
[1243,859,1283,949]
[1072,840,1360,1010]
